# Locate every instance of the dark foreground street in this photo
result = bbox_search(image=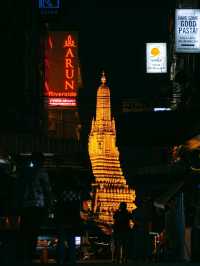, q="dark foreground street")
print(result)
[13,260,199,266]
[77,260,200,266]
[15,262,200,266]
